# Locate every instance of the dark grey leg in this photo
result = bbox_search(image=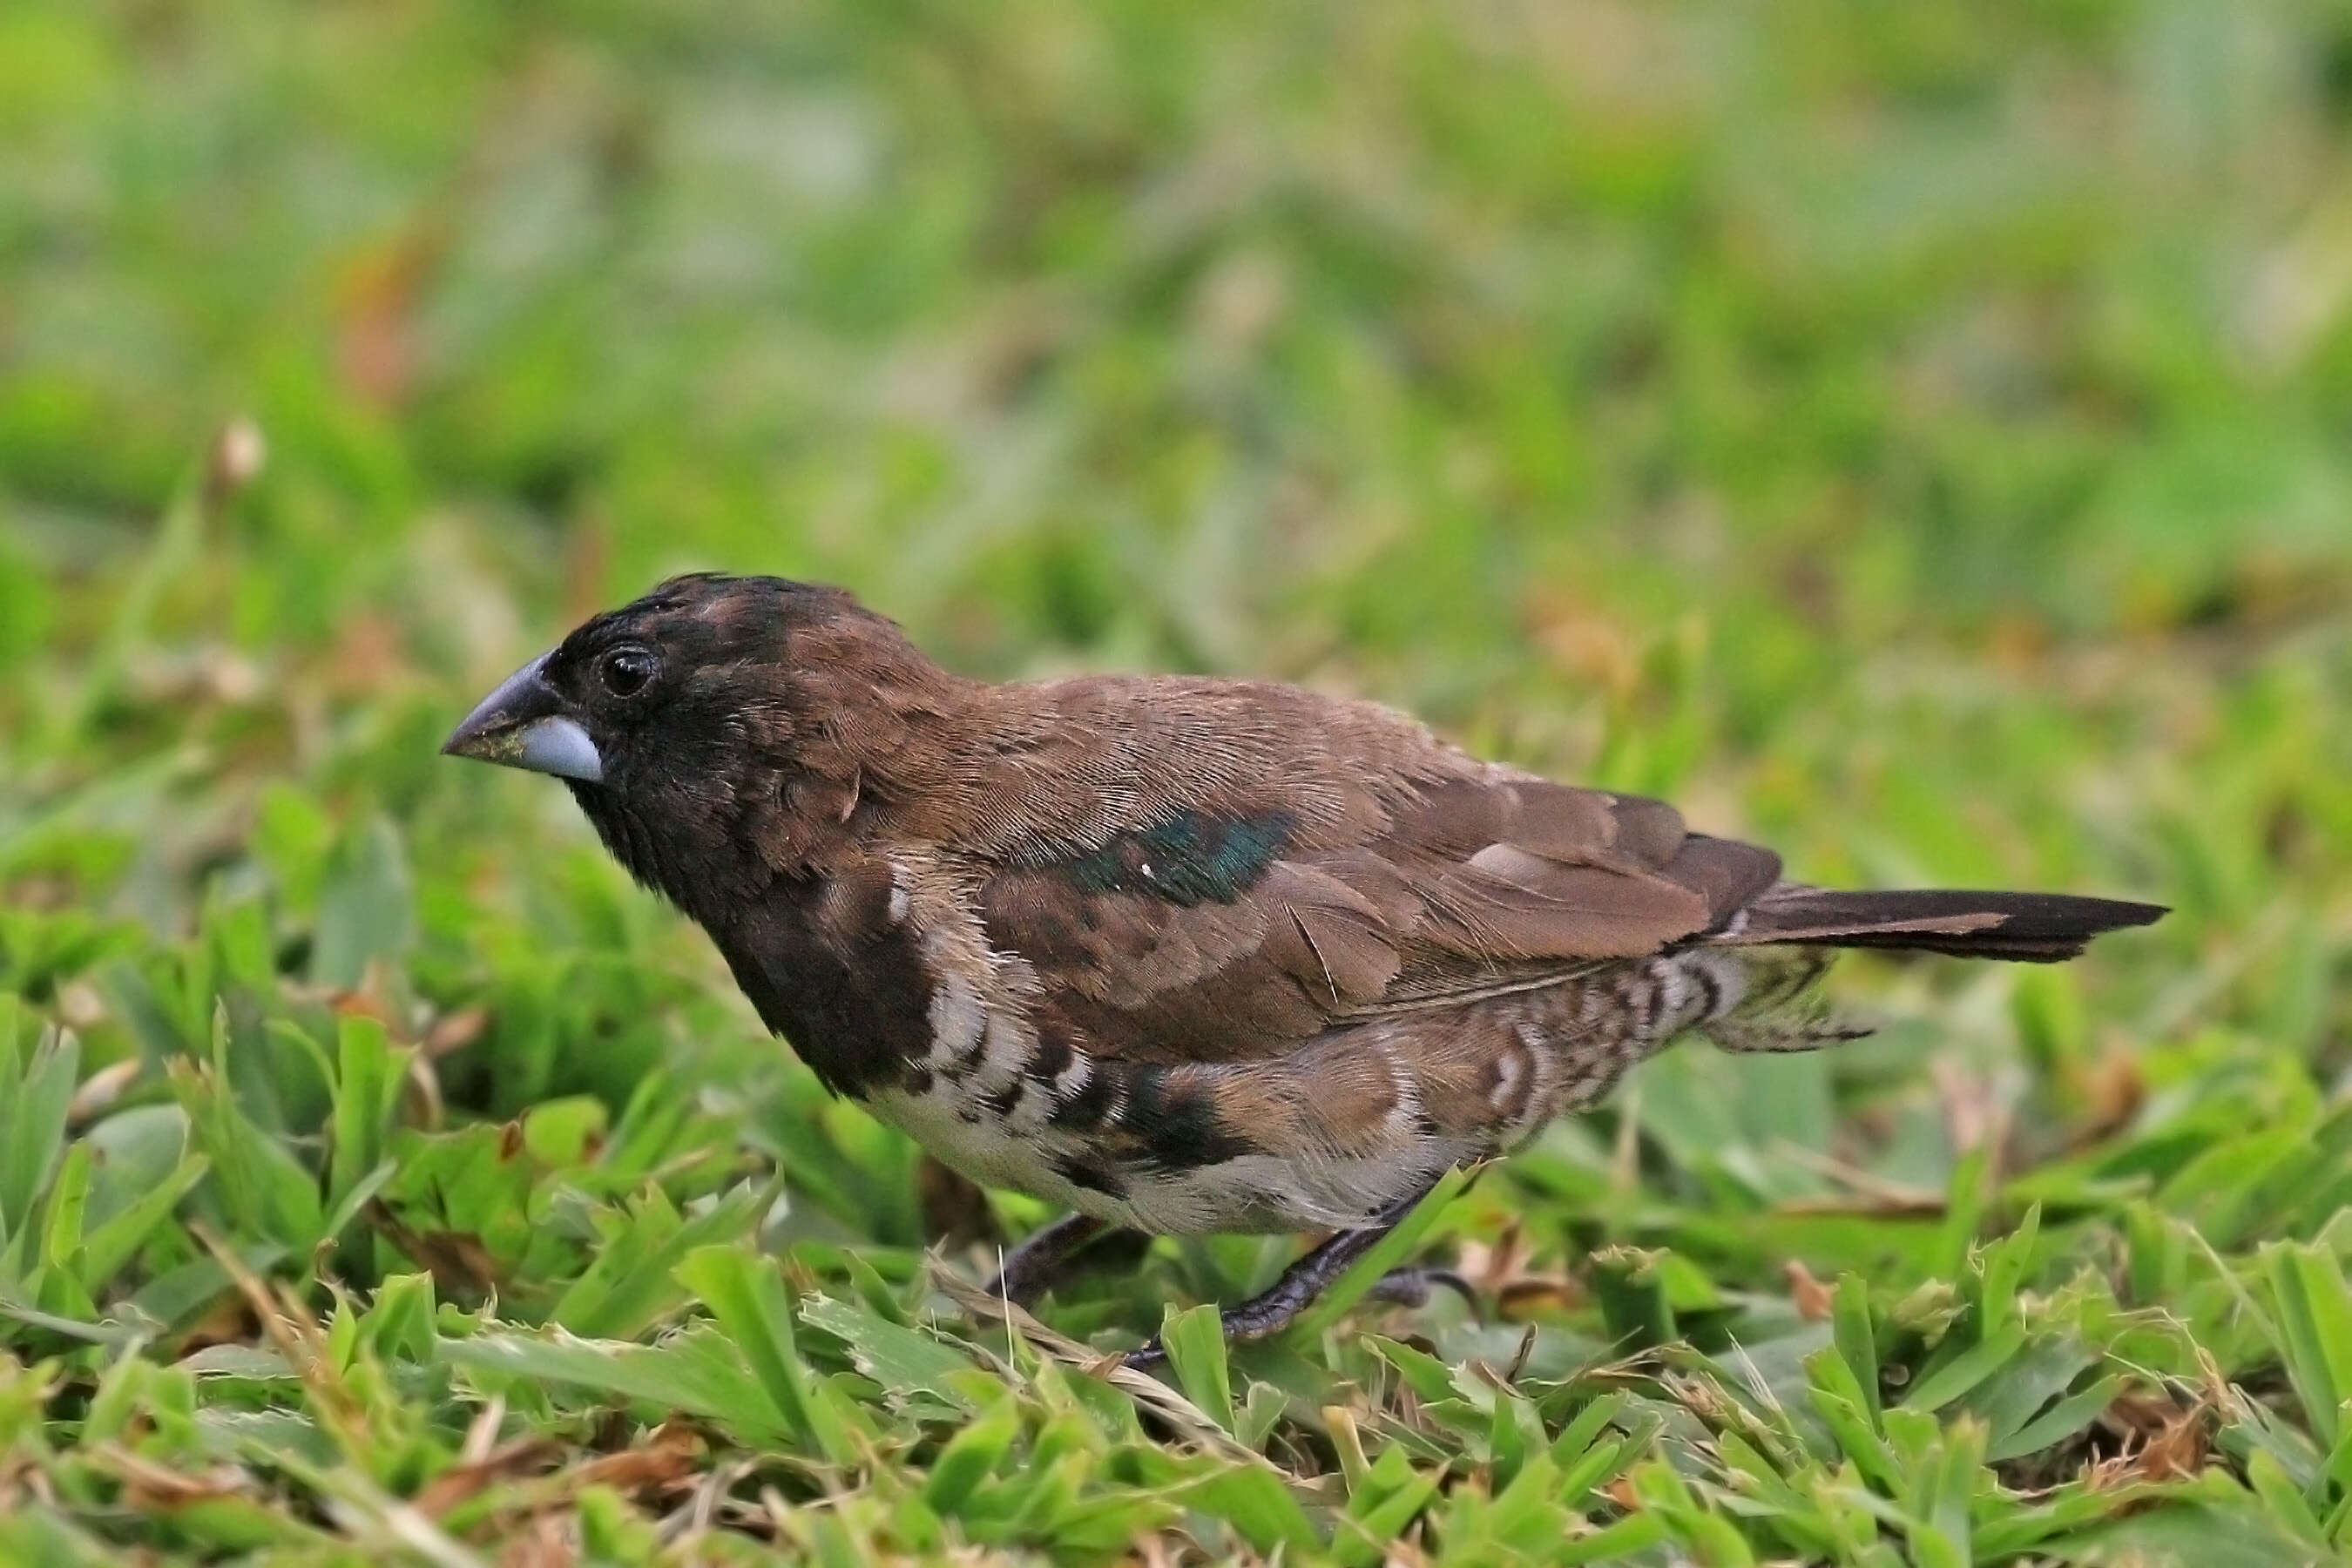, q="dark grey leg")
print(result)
[1124,1186,1463,1369]
[986,1213,1112,1306]
[1361,1267,1477,1314]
